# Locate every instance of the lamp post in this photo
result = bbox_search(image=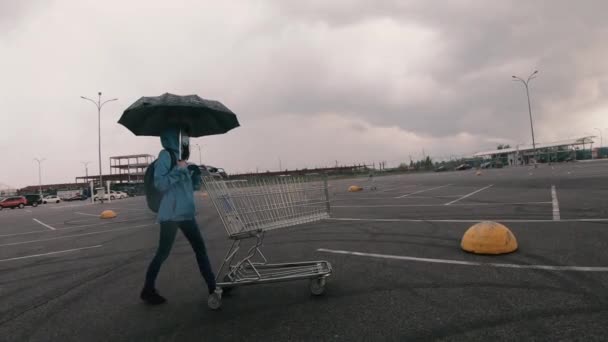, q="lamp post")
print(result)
[512,70,539,166]
[80,92,117,186]
[594,128,603,147]
[33,158,45,197]
[81,161,91,179]
[195,144,202,165]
